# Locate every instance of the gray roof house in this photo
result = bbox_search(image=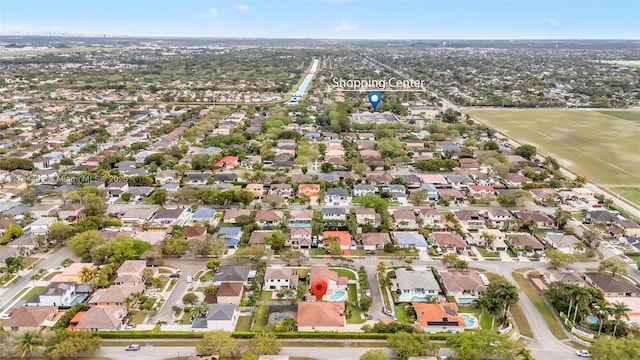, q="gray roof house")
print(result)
[395,268,443,302]
[212,266,251,285]
[191,304,238,331]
